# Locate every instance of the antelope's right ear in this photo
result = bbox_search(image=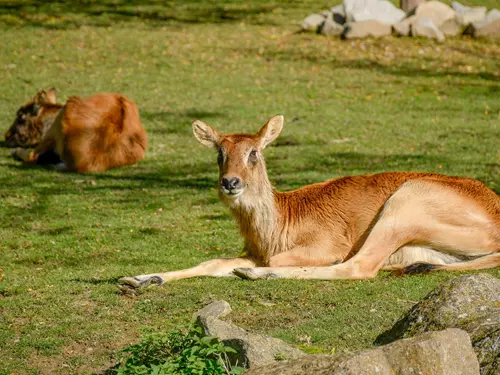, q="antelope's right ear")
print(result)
[192,120,220,148]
